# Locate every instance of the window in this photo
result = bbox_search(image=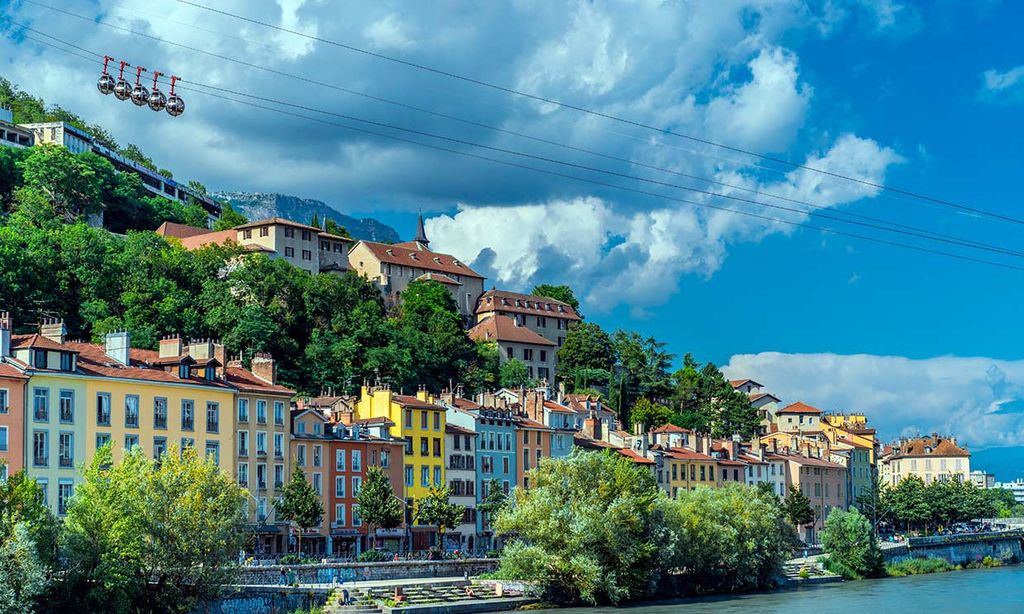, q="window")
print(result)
[0,389,7,413]
[58,432,73,468]
[420,438,429,456]
[33,388,48,421]
[297,444,306,467]
[302,249,312,261]
[237,398,249,422]
[313,473,322,496]
[284,227,295,238]
[352,504,361,527]
[313,445,322,467]
[33,349,46,368]
[284,246,295,257]
[256,400,267,424]
[420,411,428,430]
[335,504,346,526]
[352,450,362,471]
[301,230,311,241]
[124,395,139,428]
[238,431,250,457]
[242,229,252,239]
[154,398,167,429]
[505,346,513,360]
[205,441,220,465]
[153,436,167,460]
[96,433,110,451]
[433,466,441,487]
[0,426,6,452]
[33,431,48,467]
[523,348,533,361]
[59,390,74,423]
[206,402,219,432]
[181,437,194,452]
[274,433,284,458]
[59,352,73,371]
[433,412,441,431]
[523,448,531,471]
[274,464,284,488]
[502,480,510,494]
[421,466,429,486]
[238,463,249,486]
[259,225,269,237]
[352,476,363,496]
[502,457,510,473]
[381,450,390,468]
[297,422,306,434]
[320,240,329,251]
[433,438,441,457]
[257,463,267,489]
[57,480,73,515]
[274,402,285,425]
[405,465,414,487]
[124,434,139,450]
[256,431,267,455]
[537,316,546,327]
[506,433,512,450]
[181,400,194,431]
[335,476,346,498]
[464,435,472,450]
